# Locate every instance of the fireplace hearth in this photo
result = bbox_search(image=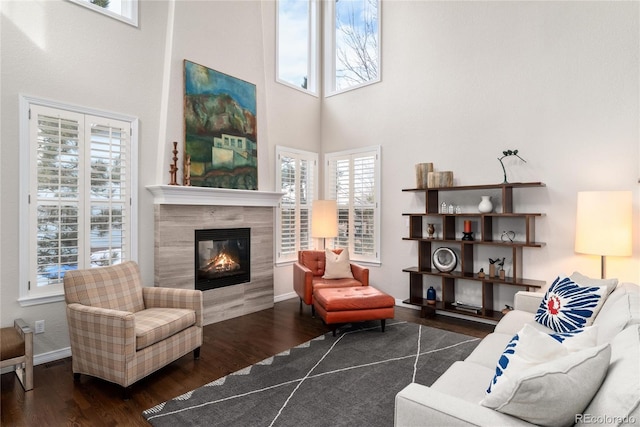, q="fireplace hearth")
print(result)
[195,228,250,291]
